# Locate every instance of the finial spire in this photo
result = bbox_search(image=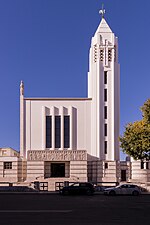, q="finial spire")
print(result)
[20,80,24,96]
[99,3,105,18]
